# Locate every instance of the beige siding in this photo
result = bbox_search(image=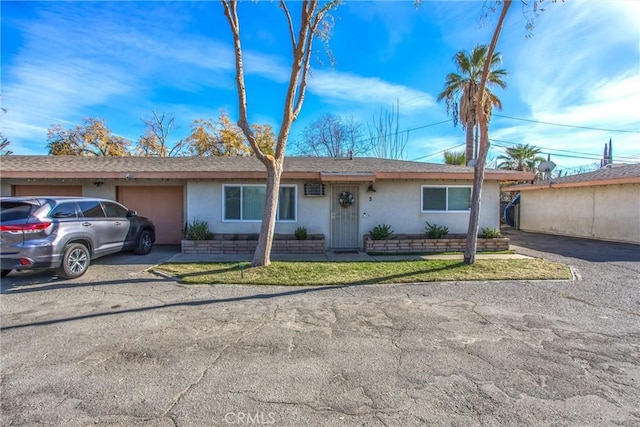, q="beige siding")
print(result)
[519,184,640,244]
[118,186,184,245]
[12,185,83,196]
